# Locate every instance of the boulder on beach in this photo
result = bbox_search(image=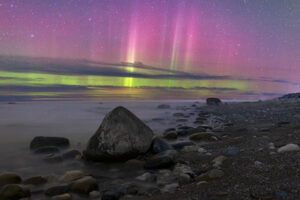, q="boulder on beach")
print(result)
[84,106,154,161]
[206,98,222,106]
[30,136,70,150]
